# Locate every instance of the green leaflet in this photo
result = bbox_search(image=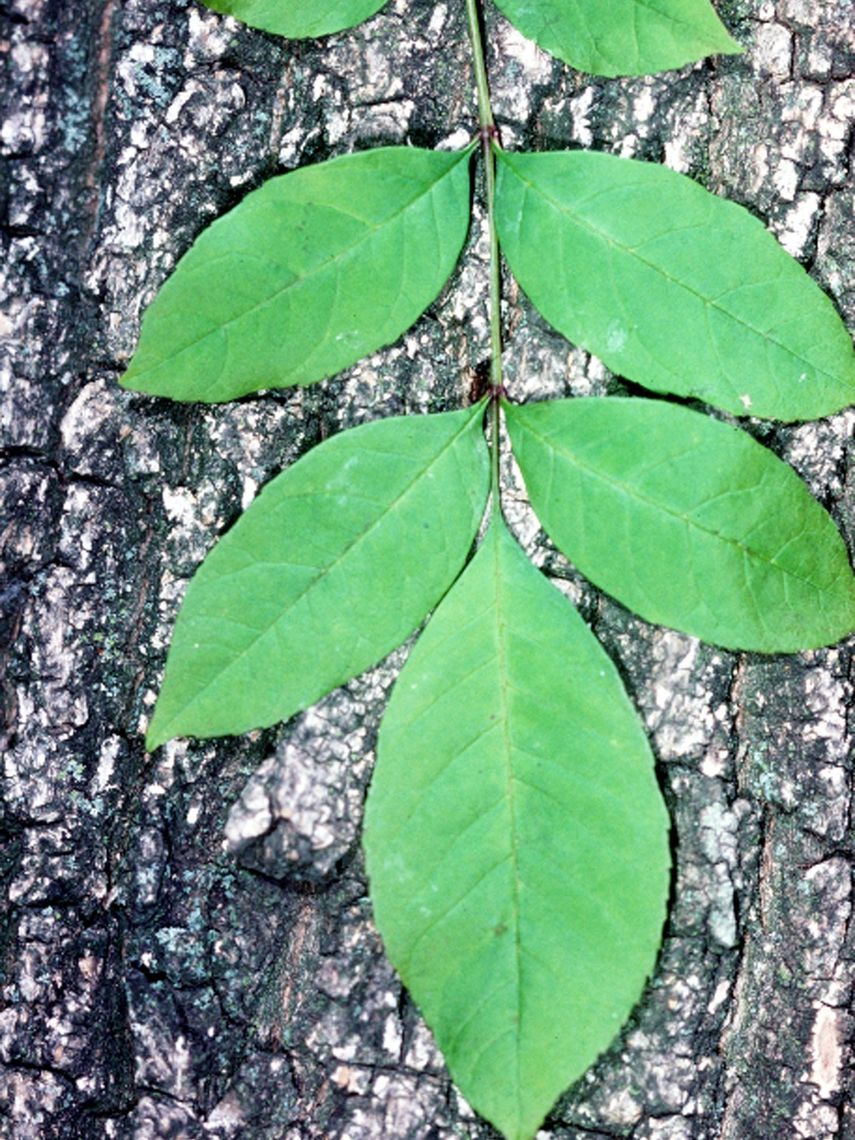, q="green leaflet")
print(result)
[145,405,489,749]
[200,0,387,39]
[123,147,471,403]
[495,149,855,422]
[492,0,740,77]
[505,397,855,652]
[364,519,670,1140]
